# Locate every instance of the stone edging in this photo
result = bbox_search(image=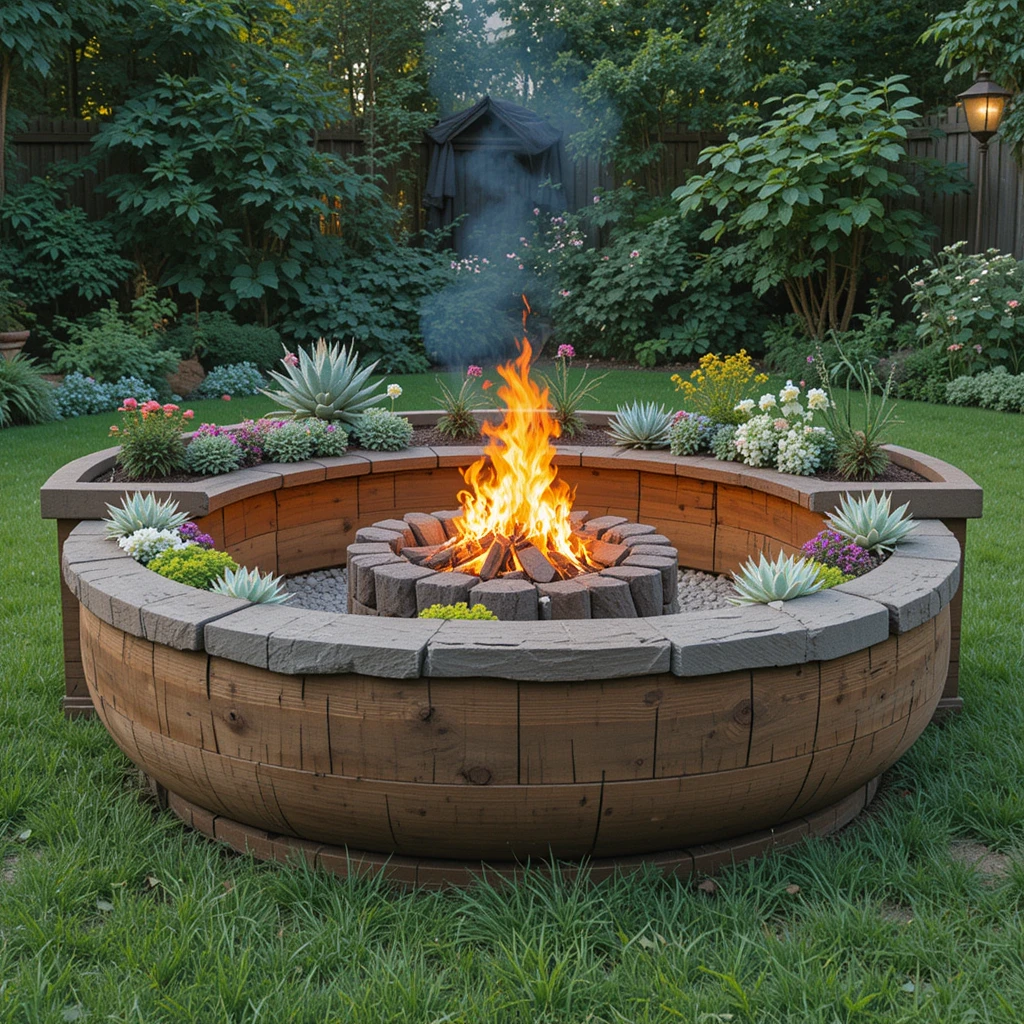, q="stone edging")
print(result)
[61,518,960,682]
